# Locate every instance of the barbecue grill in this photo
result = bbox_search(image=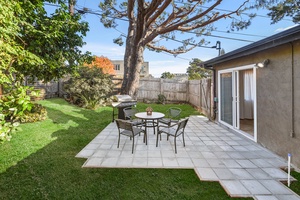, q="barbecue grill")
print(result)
[111,95,137,122]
